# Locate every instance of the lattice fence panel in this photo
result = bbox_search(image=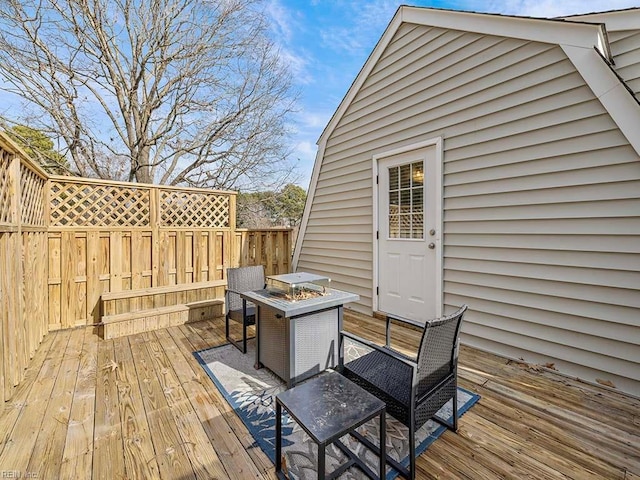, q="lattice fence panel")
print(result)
[0,150,12,223]
[50,181,150,226]
[20,164,46,226]
[160,190,229,228]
